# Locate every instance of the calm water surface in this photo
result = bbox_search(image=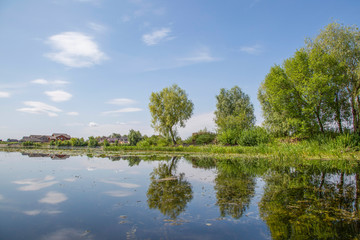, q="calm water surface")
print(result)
[0,152,359,239]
